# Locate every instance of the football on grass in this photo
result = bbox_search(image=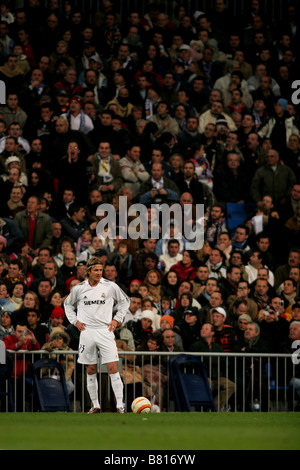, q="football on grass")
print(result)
[131,397,151,414]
